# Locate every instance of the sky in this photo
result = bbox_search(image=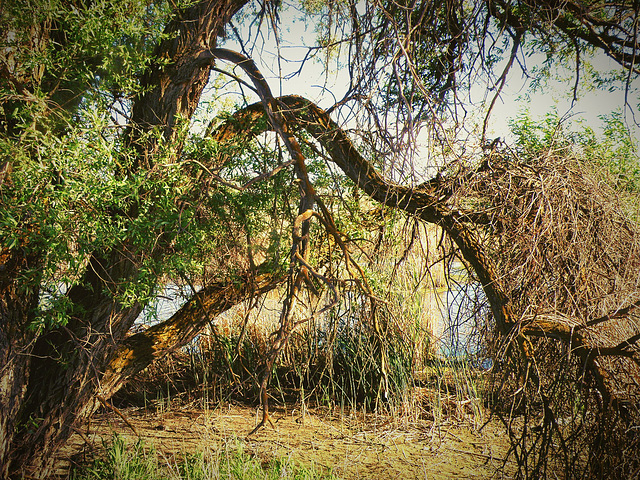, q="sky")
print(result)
[484,53,640,141]
[208,2,640,159]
